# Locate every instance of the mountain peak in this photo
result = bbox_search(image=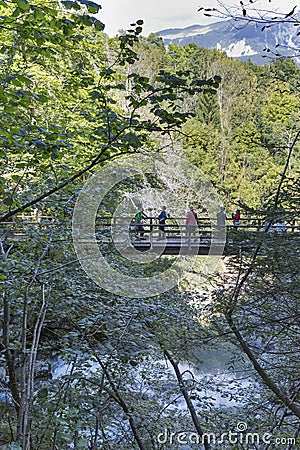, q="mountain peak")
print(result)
[157,19,300,65]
